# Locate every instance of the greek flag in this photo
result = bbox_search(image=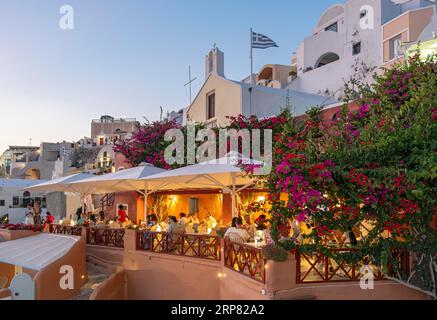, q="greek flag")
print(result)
[251,31,278,49]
